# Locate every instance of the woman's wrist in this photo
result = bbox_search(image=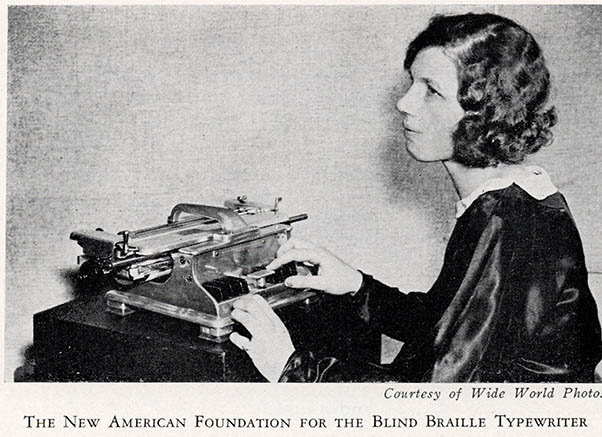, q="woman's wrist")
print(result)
[348,269,364,295]
[271,344,296,383]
